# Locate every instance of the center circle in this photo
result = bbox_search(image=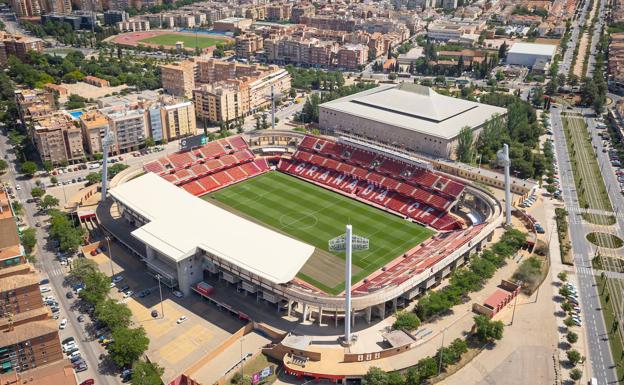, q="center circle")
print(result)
[280,212,318,229]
